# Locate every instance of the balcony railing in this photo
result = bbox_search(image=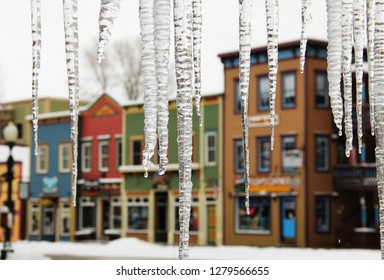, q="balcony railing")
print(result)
[333,164,377,191]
